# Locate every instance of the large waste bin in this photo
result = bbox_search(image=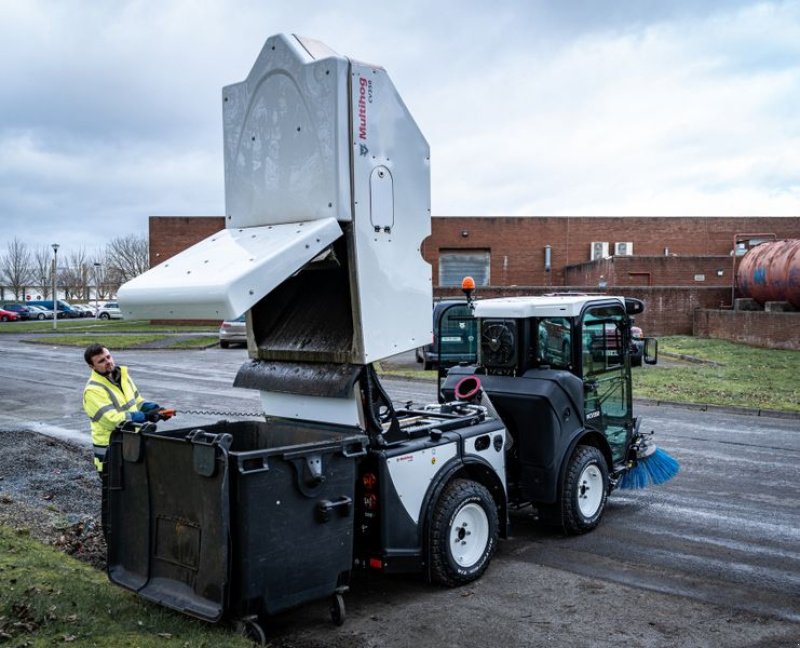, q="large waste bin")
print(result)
[106,419,367,627]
